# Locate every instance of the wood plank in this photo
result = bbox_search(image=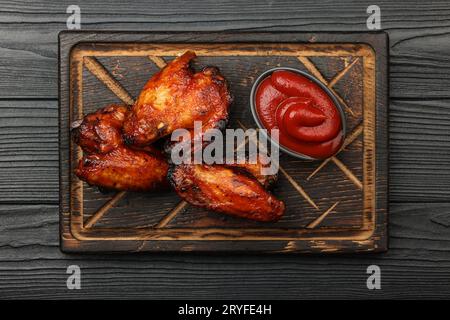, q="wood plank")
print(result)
[0,100,58,203]
[390,99,450,202]
[1,1,450,98]
[0,202,449,298]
